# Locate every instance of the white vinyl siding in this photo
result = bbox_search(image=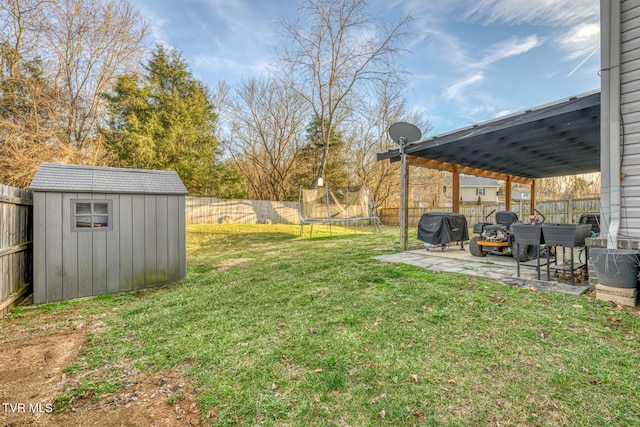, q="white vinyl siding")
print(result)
[620,0,640,236]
